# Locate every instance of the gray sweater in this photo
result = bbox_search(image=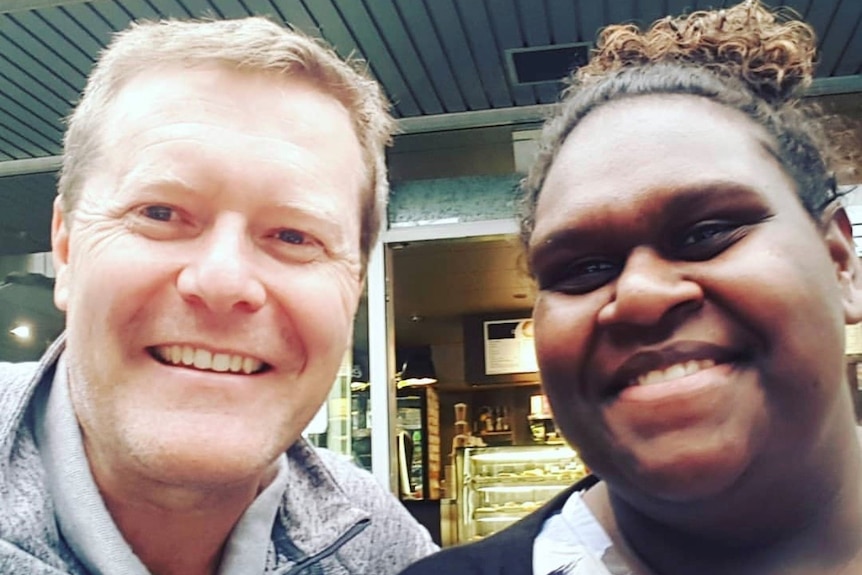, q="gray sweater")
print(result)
[0,338,438,574]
